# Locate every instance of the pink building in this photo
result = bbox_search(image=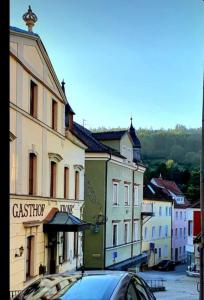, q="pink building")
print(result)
[151,178,189,263]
